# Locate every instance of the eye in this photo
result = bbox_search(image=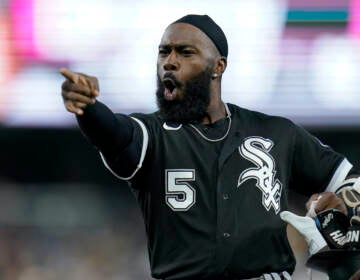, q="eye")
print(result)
[181,49,195,56]
[158,49,169,57]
